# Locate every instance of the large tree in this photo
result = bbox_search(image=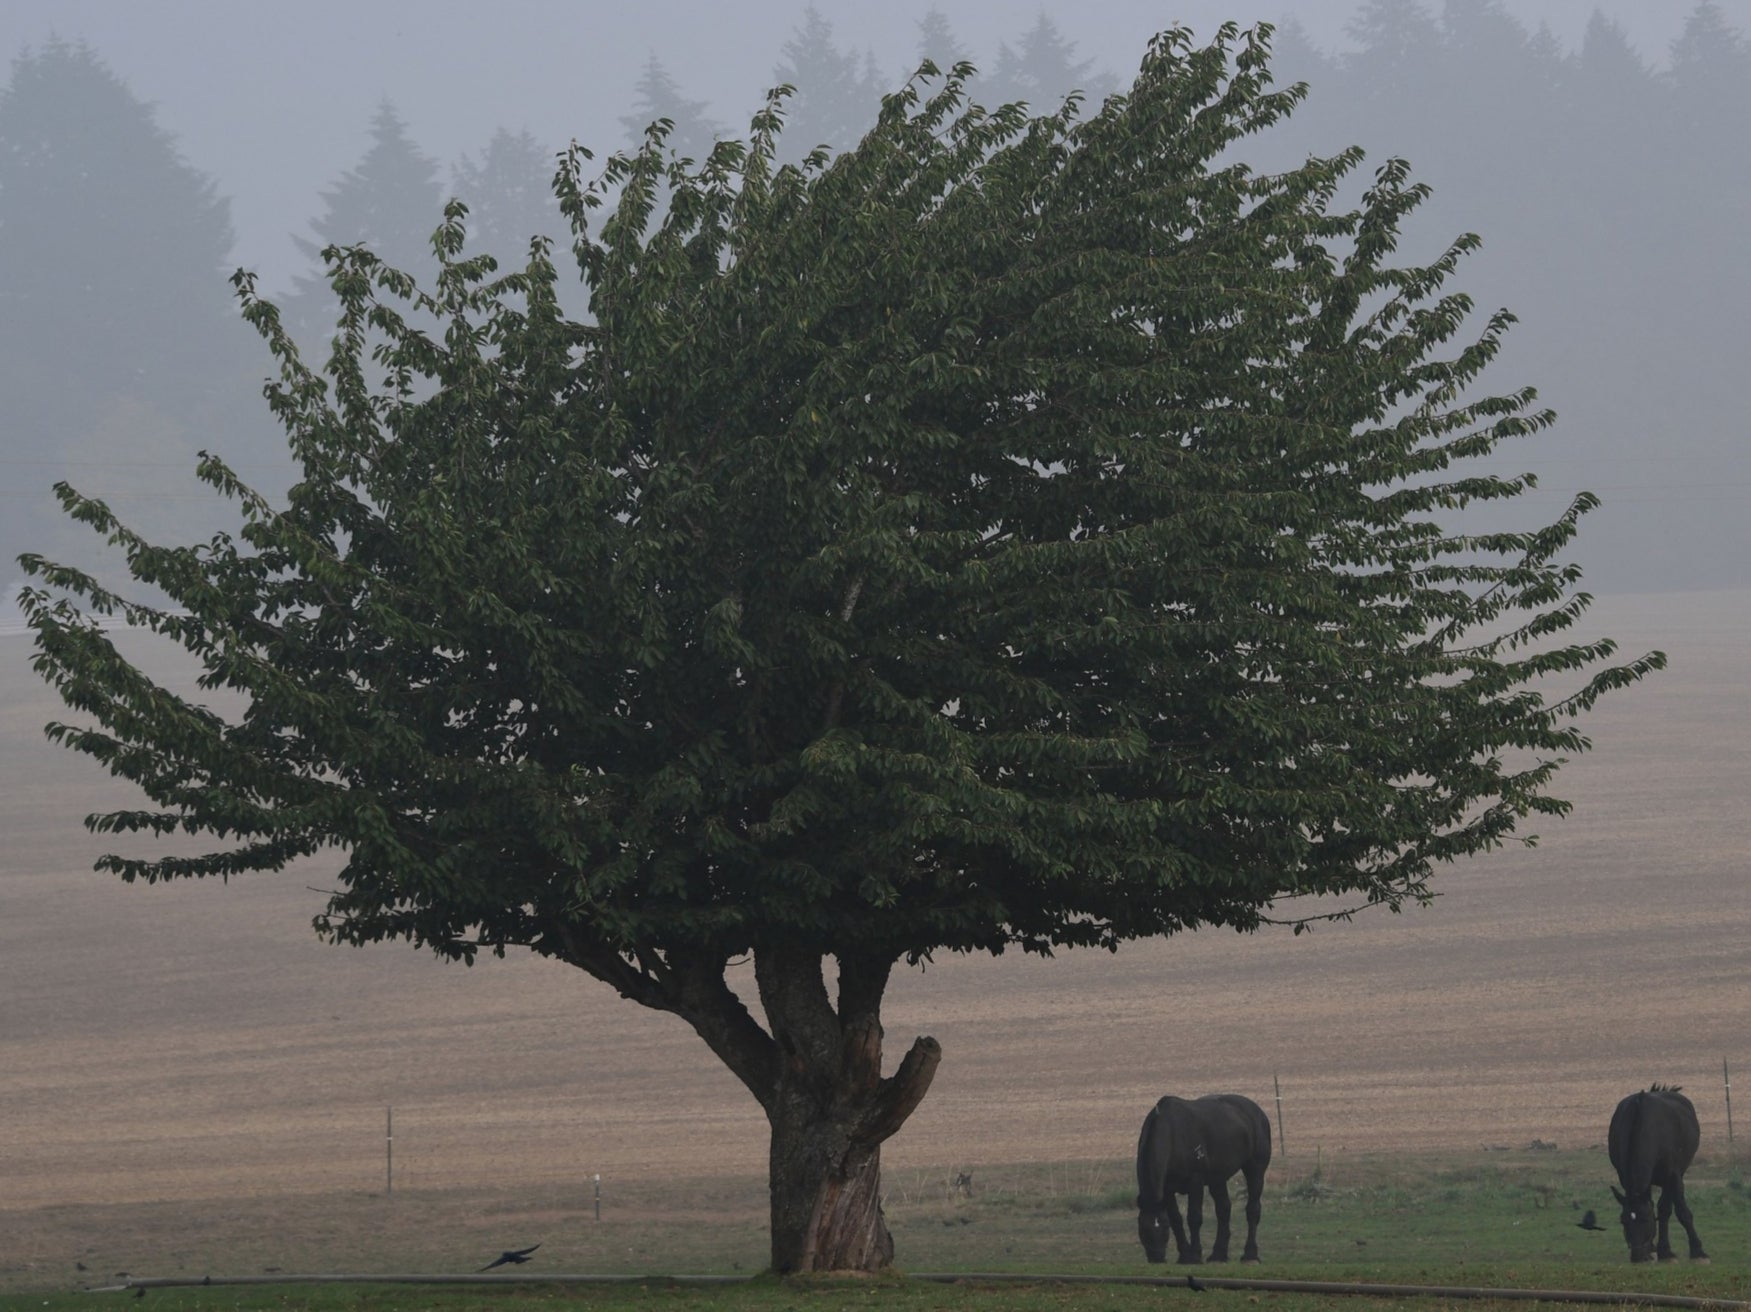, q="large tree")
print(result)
[20,24,1660,1274]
